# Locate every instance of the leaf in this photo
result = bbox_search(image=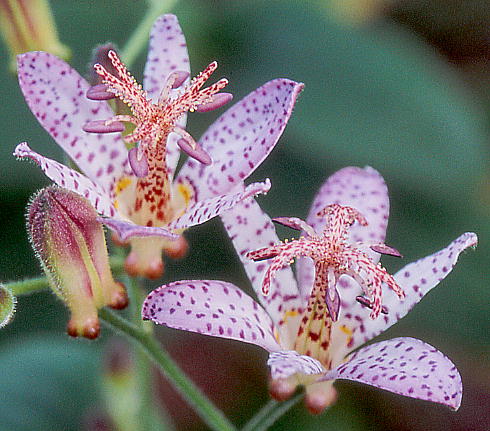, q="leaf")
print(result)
[0,335,101,431]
